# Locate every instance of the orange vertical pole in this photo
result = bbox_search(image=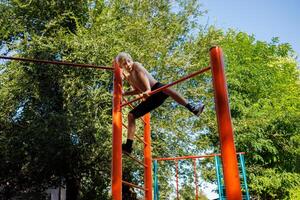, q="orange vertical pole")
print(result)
[112,61,122,200]
[210,46,242,200]
[143,113,152,200]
